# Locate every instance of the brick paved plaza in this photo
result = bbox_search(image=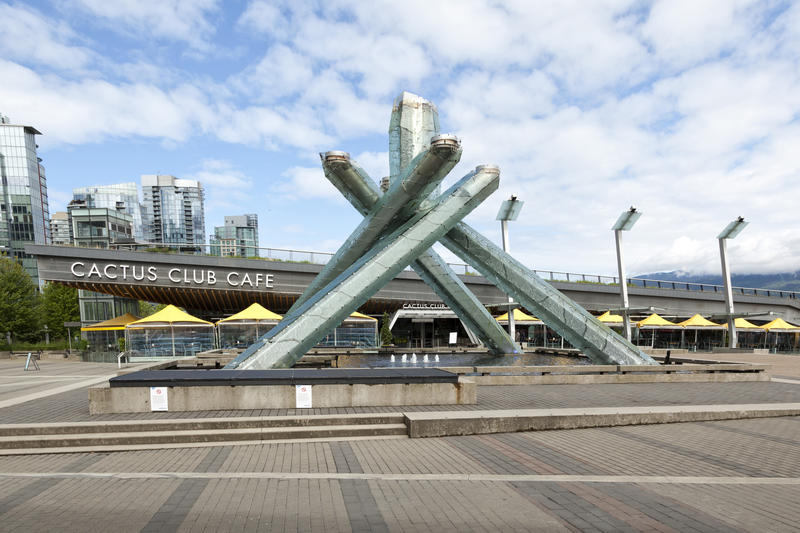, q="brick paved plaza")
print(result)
[1,357,800,531]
